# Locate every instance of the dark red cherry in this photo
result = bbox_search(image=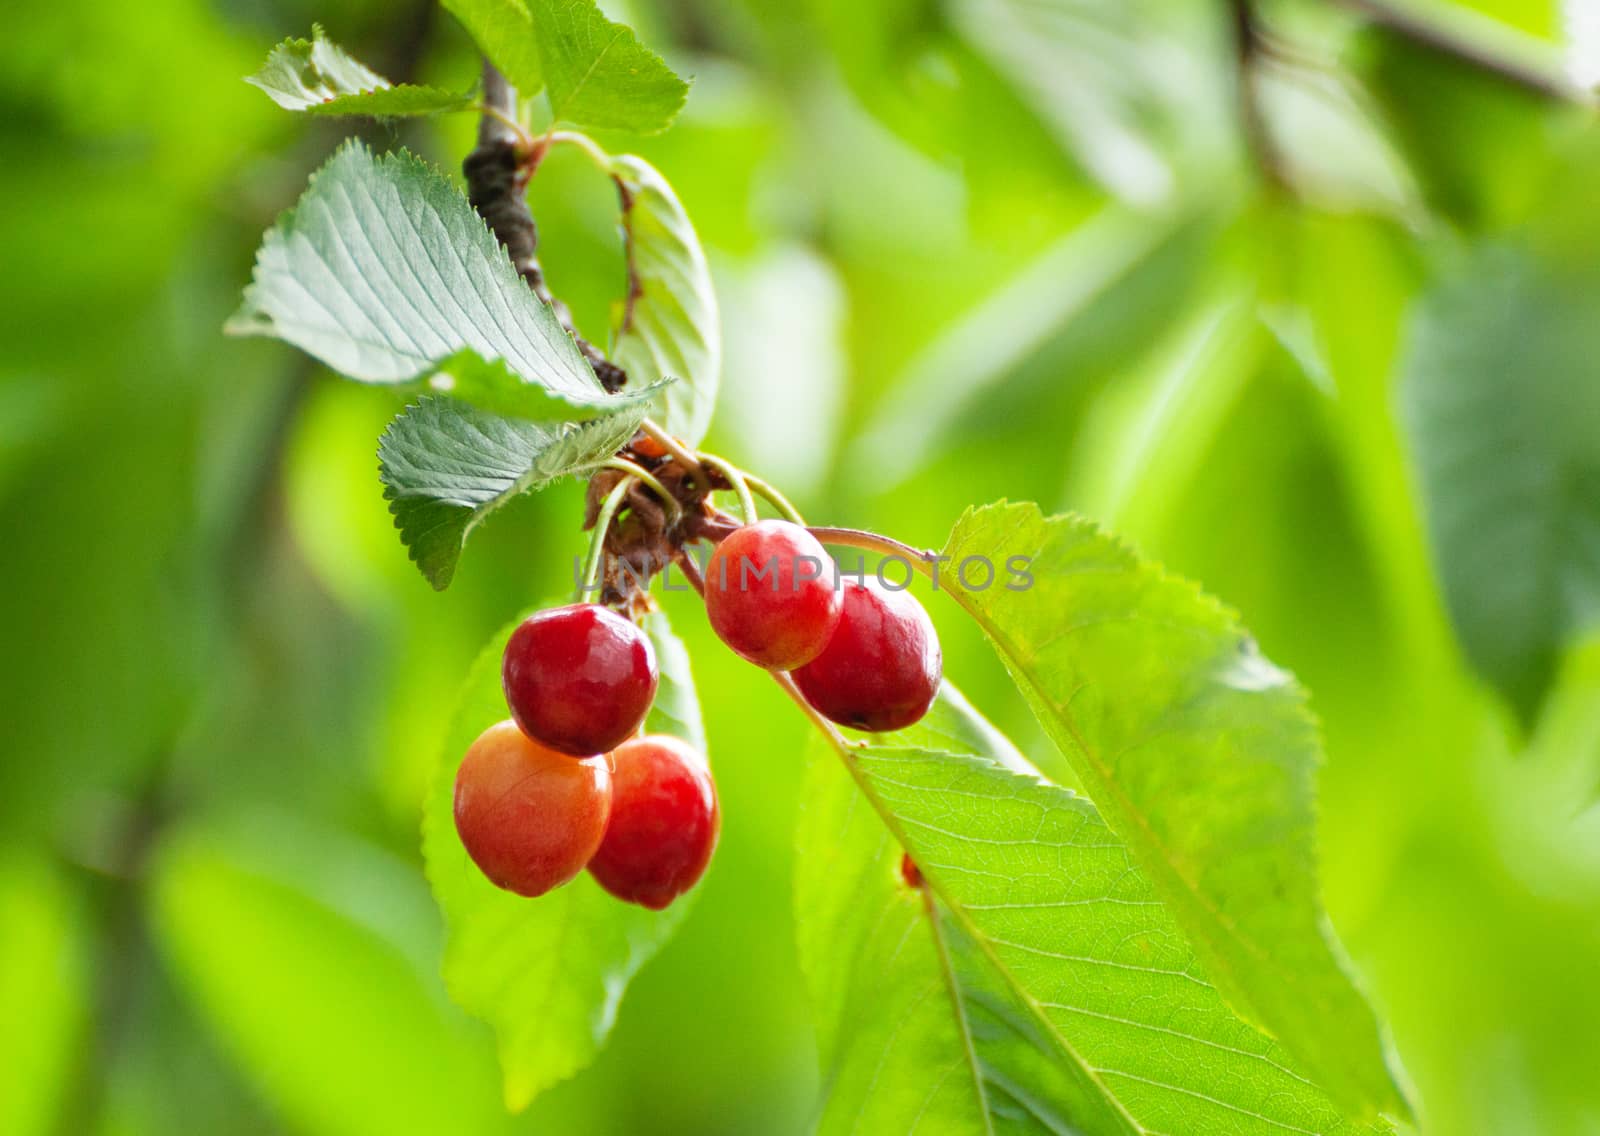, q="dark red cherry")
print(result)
[587,735,719,910]
[705,520,842,670]
[792,576,941,732]
[503,604,657,756]
[453,720,612,897]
